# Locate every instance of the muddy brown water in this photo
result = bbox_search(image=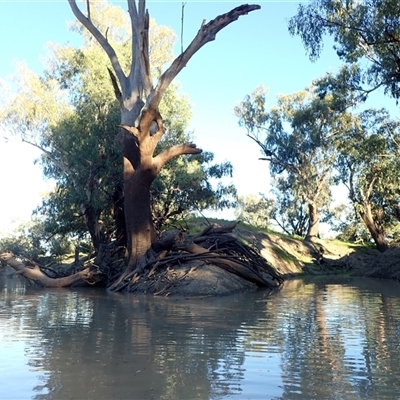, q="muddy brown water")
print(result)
[1,275,400,399]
